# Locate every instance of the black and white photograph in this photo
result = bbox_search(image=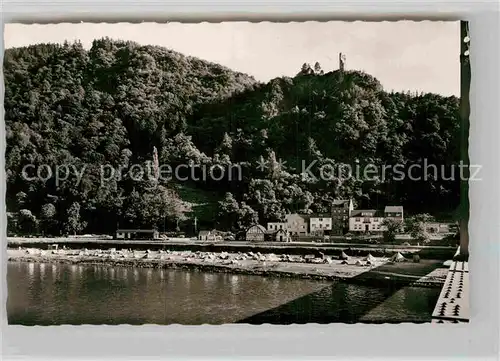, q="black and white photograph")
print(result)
[4,20,470,325]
